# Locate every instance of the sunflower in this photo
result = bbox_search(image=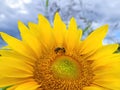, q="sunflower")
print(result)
[0,13,120,90]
